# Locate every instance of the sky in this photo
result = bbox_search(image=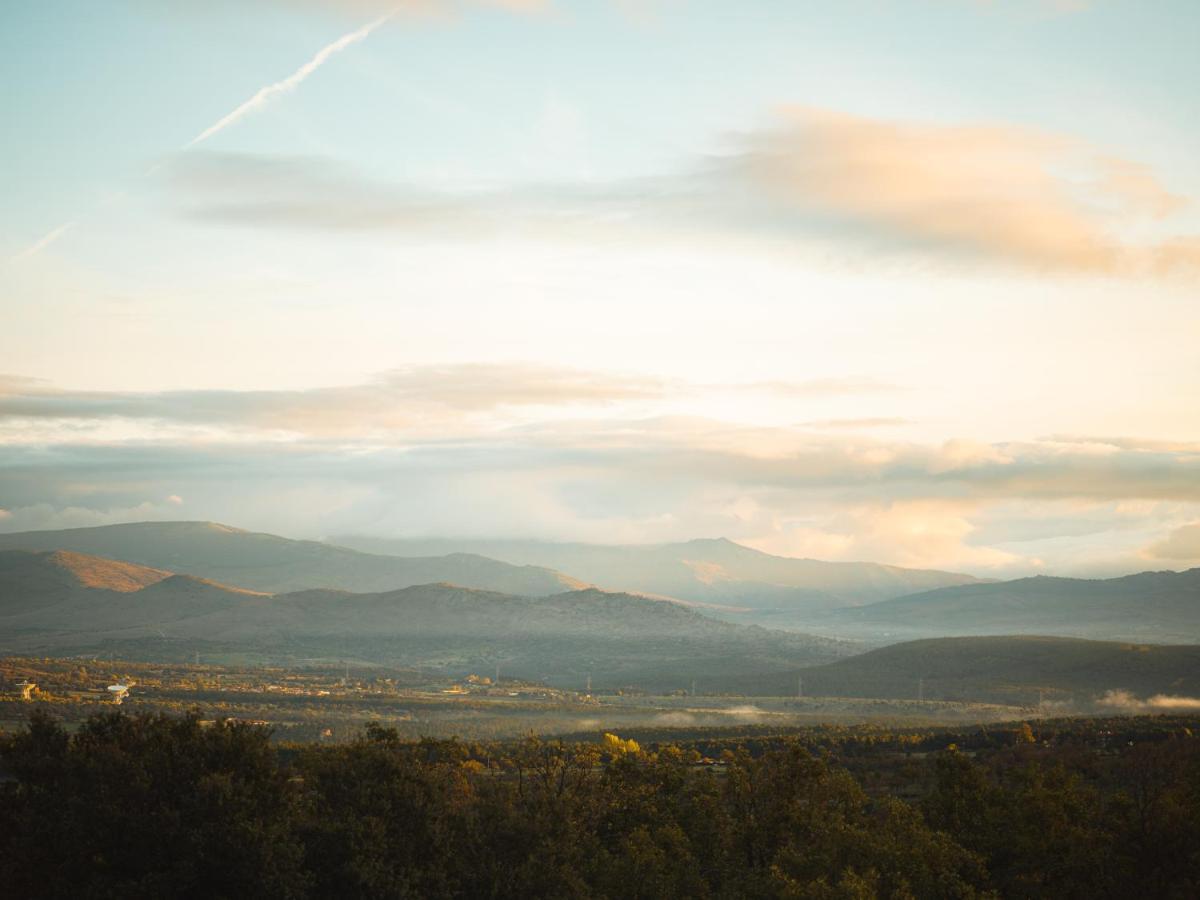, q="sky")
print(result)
[2,0,1199,577]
